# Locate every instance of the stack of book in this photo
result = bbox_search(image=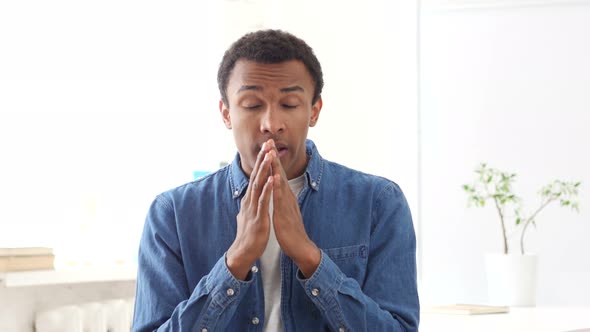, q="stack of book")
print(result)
[0,247,55,272]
